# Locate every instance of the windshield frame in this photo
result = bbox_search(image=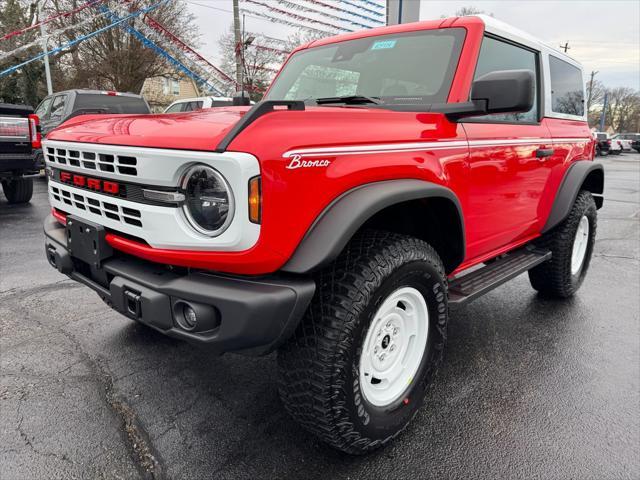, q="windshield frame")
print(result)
[265,27,467,109]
